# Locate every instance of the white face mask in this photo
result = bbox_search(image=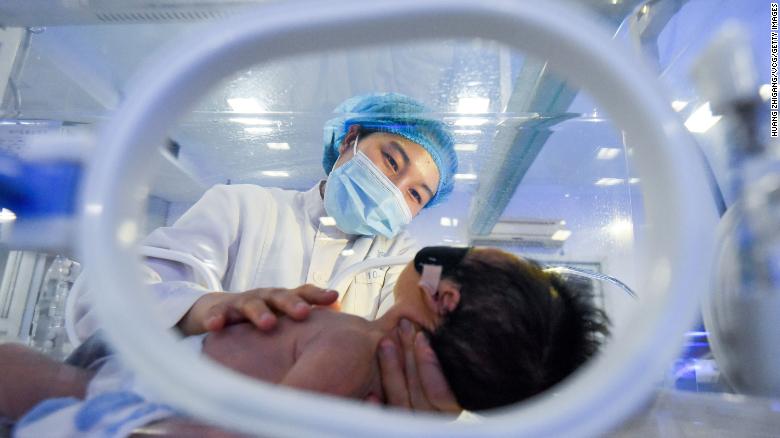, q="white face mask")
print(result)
[323,135,412,238]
